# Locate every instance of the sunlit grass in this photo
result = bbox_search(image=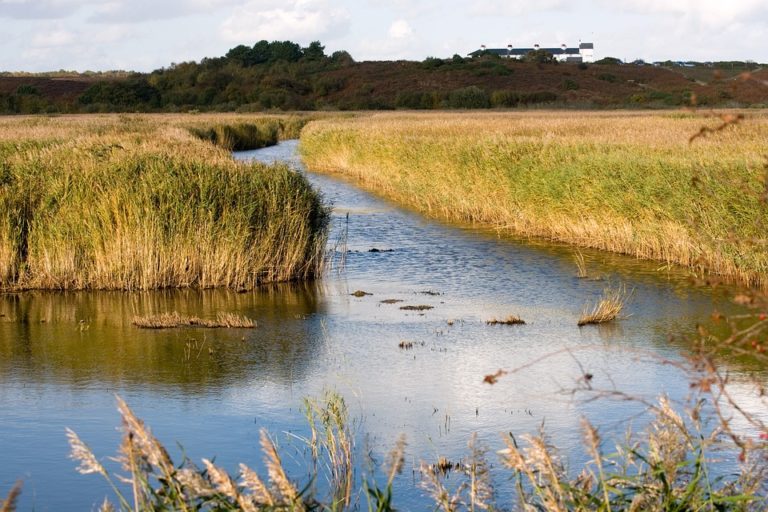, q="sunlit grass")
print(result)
[0,114,329,290]
[300,111,768,288]
[578,284,630,326]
